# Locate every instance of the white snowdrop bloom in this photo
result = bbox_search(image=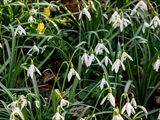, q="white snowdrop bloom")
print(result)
[78,7,91,20]
[3,0,12,5]
[27,61,41,80]
[109,11,120,24]
[10,107,25,120]
[142,22,150,33]
[101,55,112,67]
[7,100,19,111]
[35,100,40,108]
[81,52,90,67]
[94,42,110,55]
[60,99,69,111]
[100,77,109,90]
[52,112,64,120]
[68,68,81,82]
[112,59,125,73]
[100,92,115,107]
[112,114,124,120]
[29,9,37,16]
[19,95,28,110]
[0,43,2,48]
[136,0,148,11]
[121,52,133,63]
[14,25,26,36]
[130,98,137,109]
[150,16,160,29]
[88,53,101,66]
[80,118,85,120]
[27,44,39,55]
[121,101,135,117]
[112,18,123,32]
[153,58,160,72]
[131,0,147,16]
[122,18,131,28]
[28,16,36,24]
